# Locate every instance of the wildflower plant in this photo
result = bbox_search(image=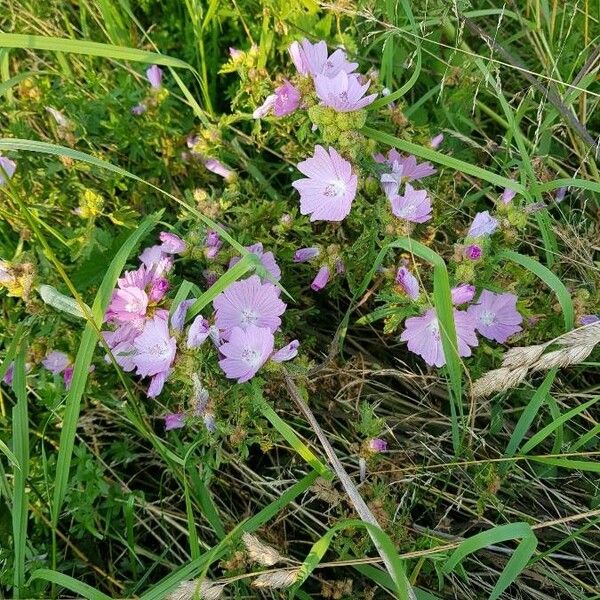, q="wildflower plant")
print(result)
[1,3,599,599]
